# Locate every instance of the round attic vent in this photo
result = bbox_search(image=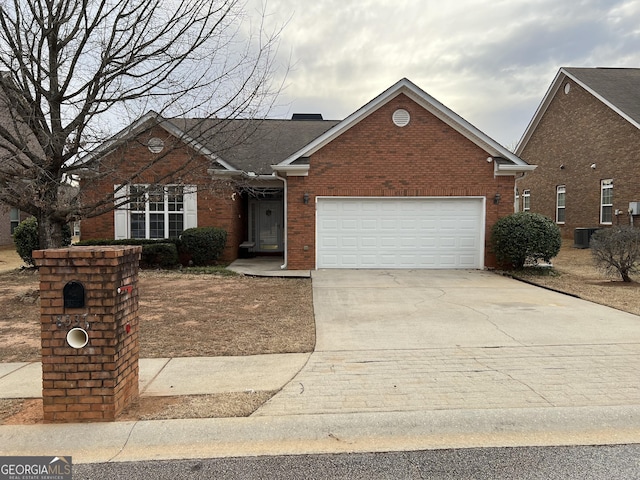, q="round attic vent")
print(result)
[147,137,164,153]
[564,83,571,94]
[392,109,410,127]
